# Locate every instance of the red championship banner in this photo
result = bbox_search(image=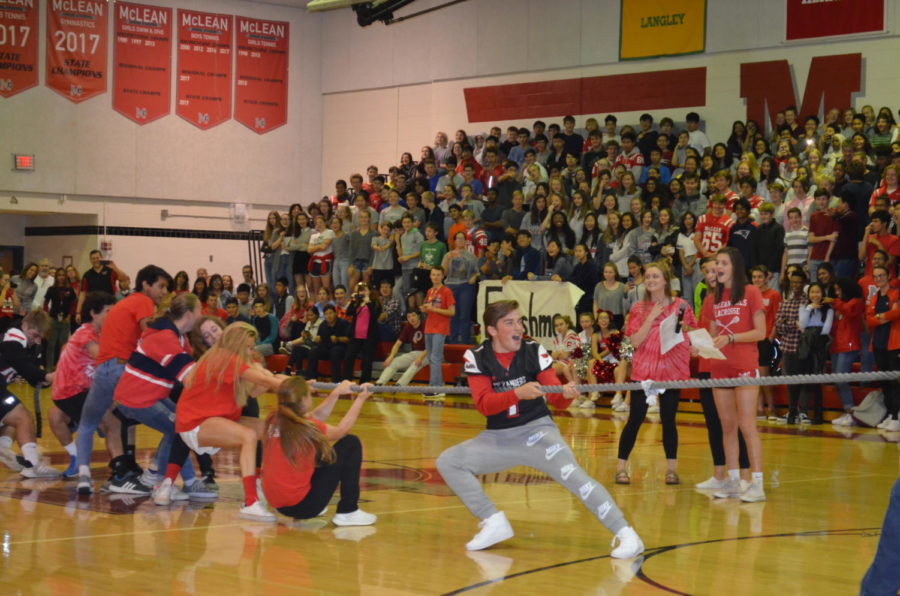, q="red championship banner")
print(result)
[176,9,232,130]
[113,2,172,124]
[0,0,39,98]
[46,0,109,103]
[786,0,884,40]
[234,17,288,134]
